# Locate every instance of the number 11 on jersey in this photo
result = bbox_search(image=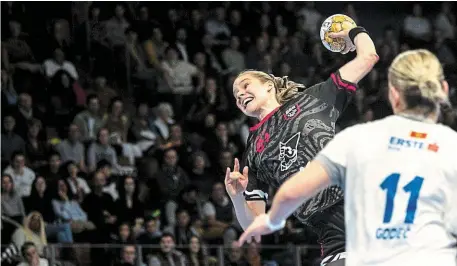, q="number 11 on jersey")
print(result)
[380,173,424,224]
